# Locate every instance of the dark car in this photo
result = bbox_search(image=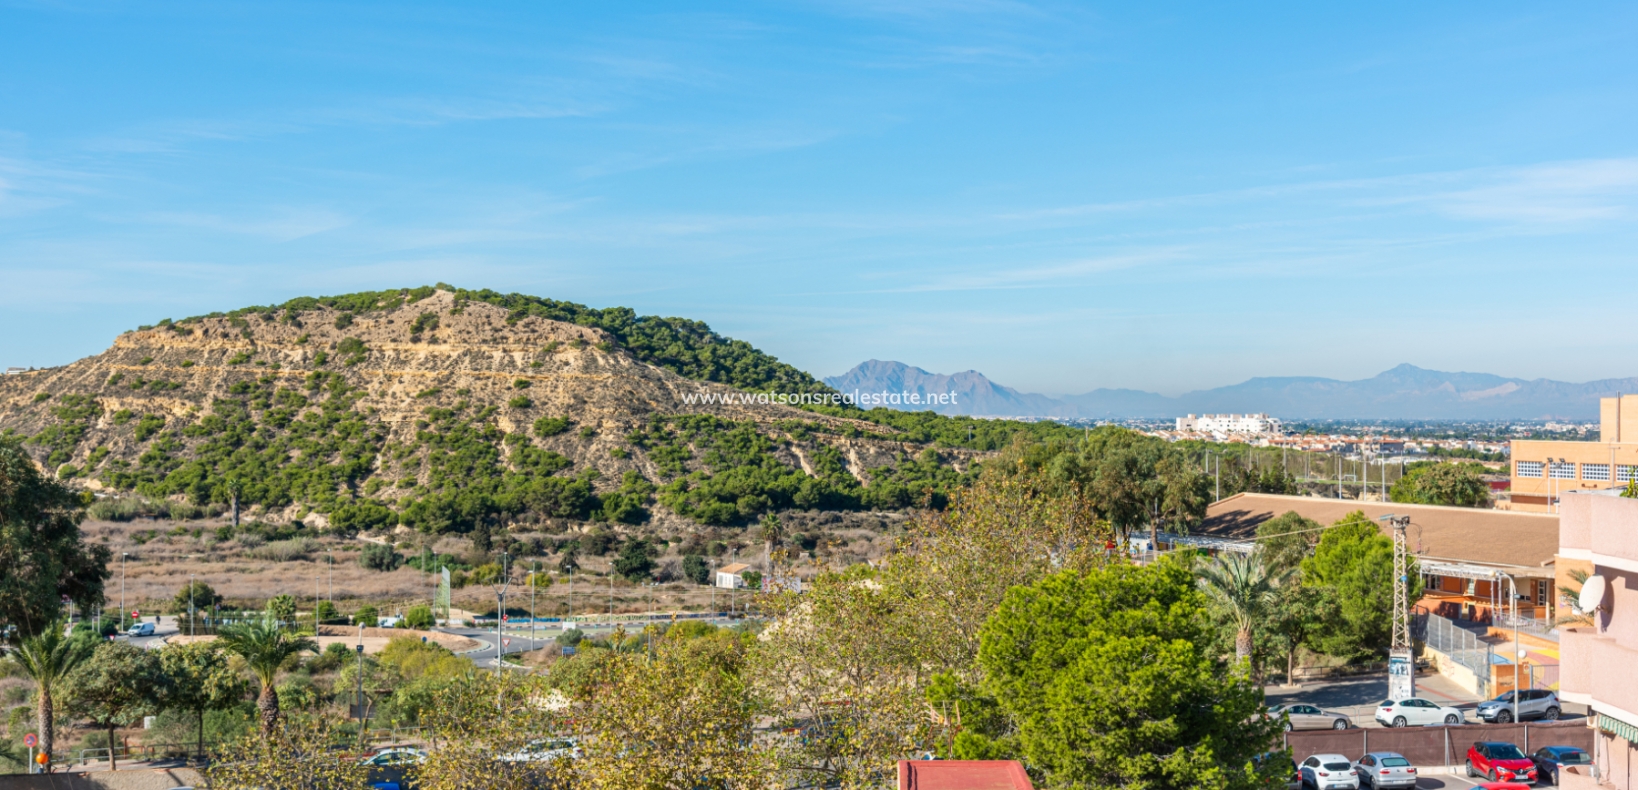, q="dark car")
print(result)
[1530,746,1592,785]
[1467,742,1538,785]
